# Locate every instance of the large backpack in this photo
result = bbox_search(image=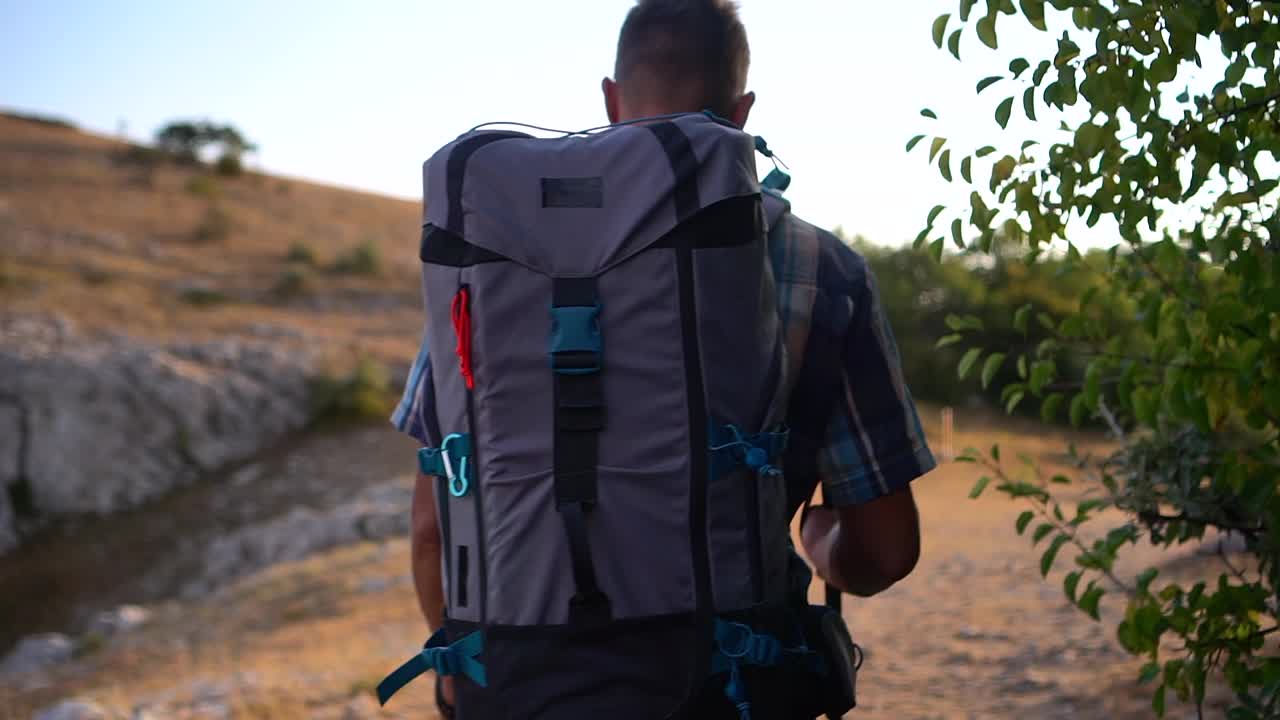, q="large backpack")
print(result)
[378,112,846,719]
